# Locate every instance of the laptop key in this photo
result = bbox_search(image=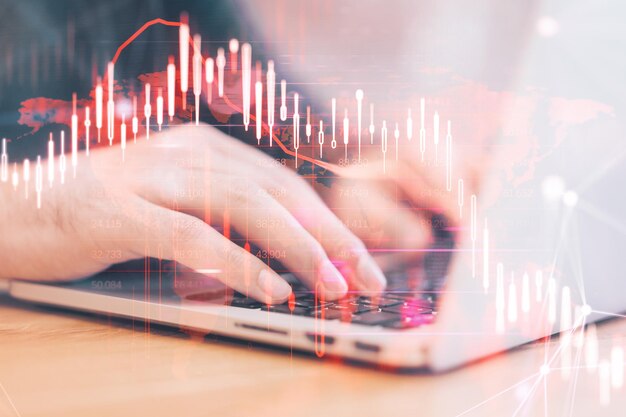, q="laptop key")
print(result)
[309,308,344,320]
[382,303,432,315]
[349,310,400,326]
[269,304,310,316]
[293,295,335,309]
[358,296,404,308]
[381,313,436,329]
[229,297,263,309]
[329,302,375,314]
